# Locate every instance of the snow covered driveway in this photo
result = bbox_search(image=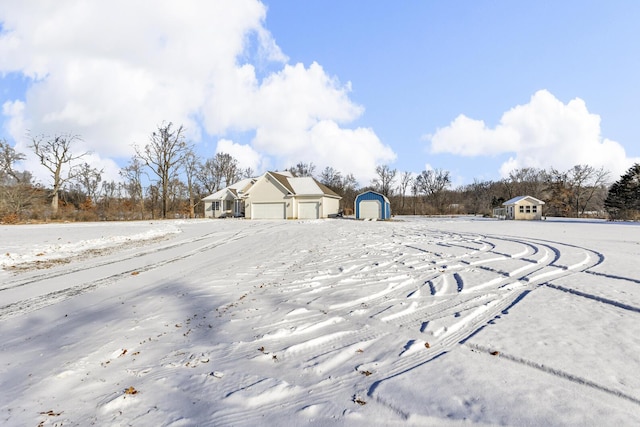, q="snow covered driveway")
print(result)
[1,217,639,426]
